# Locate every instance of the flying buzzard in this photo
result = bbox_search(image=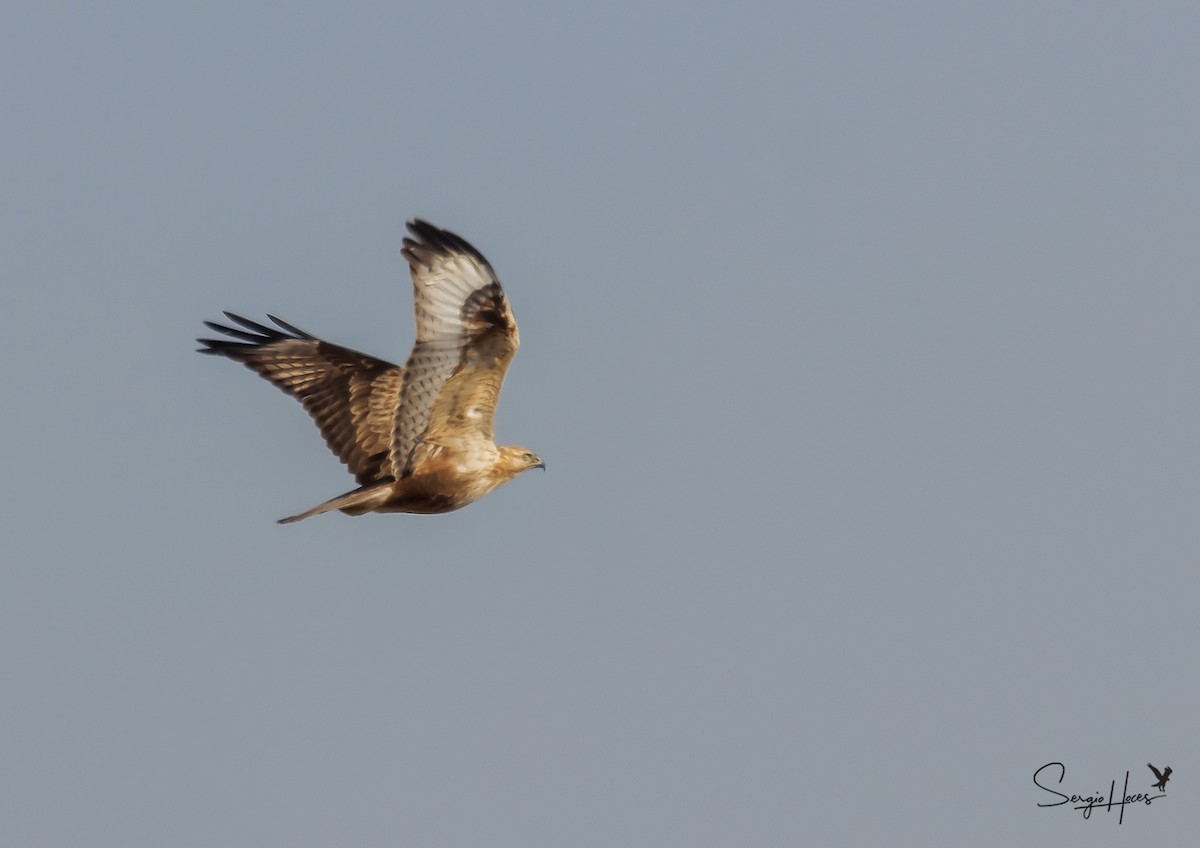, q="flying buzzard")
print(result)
[198,219,543,523]
[1148,763,1172,793]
